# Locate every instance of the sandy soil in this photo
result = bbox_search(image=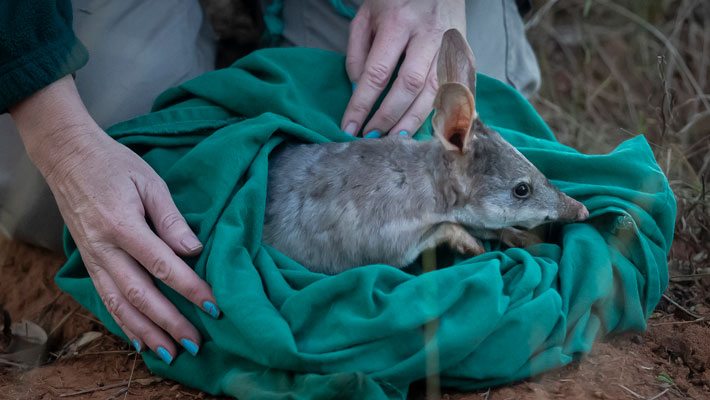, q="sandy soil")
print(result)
[1,236,708,400]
